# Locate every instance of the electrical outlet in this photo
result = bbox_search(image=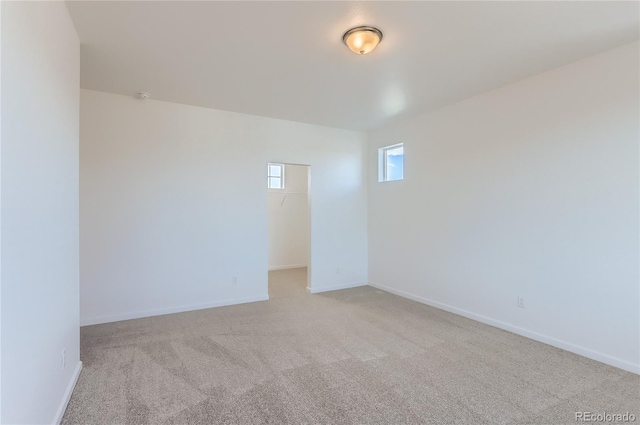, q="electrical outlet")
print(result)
[517,296,525,309]
[336,267,340,274]
[232,276,237,285]
[61,349,66,369]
